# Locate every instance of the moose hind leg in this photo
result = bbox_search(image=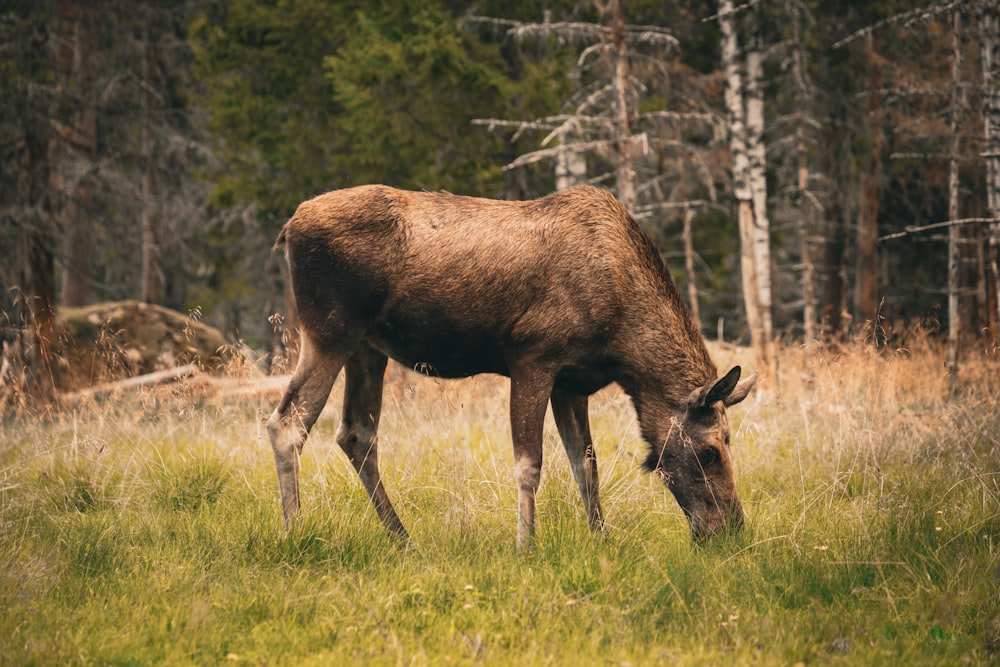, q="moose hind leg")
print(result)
[267,336,346,527]
[335,344,409,542]
[551,389,605,531]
